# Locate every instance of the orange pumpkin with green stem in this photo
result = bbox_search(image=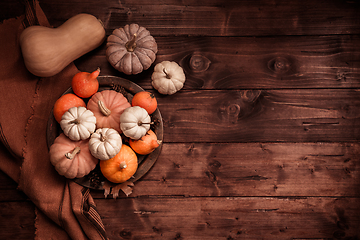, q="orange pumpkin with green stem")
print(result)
[71,68,100,98]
